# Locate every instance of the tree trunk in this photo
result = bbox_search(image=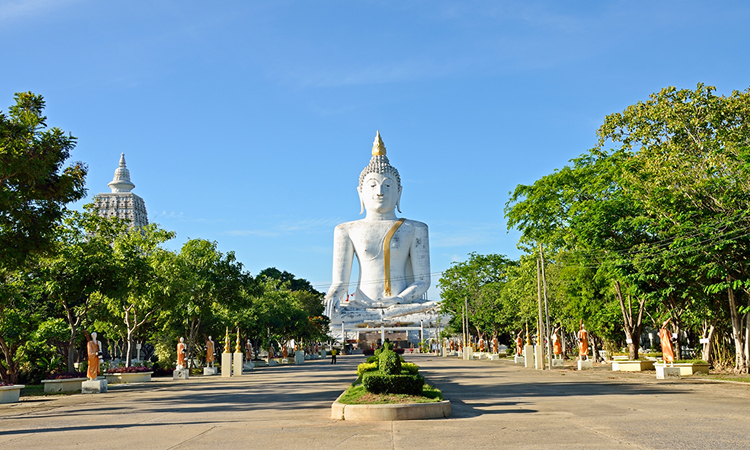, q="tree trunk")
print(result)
[672,320,682,361]
[727,286,748,373]
[614,281,646,361]
[701,323,716,364]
